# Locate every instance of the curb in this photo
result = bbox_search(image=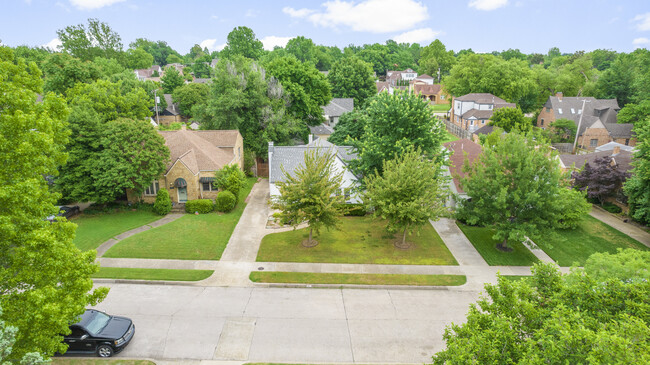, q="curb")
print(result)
[92,278,203,286]
[251,282,470,291]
